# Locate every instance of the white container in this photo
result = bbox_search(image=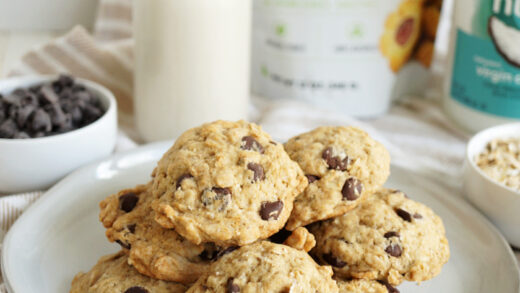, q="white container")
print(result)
[251,0,436,118]
[463,123,520,247]
[0,76,117,194]
[134,0,251,142]
[444,0,520,133]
